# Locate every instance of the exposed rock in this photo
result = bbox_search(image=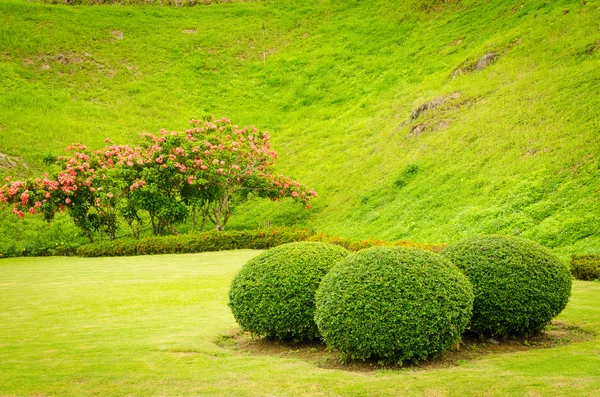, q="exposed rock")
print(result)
[436,119,450,130]
[475,52,497,71]
[407,124,427,138]
[452,51,499,78]
[40,64,51,71]
[405,119,450,138]
[182,29,197,34]
[410,92,461,121]
[399,92,472,137]
[111,30,124,40]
